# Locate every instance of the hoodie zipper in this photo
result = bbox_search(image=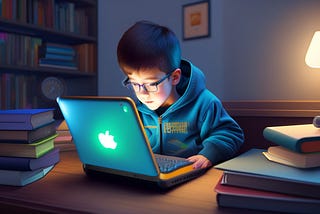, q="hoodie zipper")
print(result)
[158,116,163,154]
